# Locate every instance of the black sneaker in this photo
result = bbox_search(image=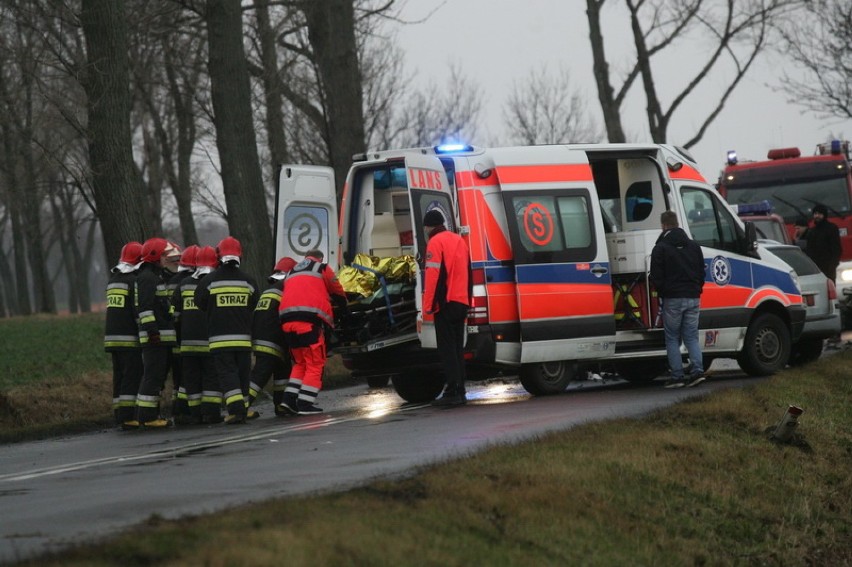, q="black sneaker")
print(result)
[278,400,298,416]
[686,373,706,388]
[296,401,323,415]
[431,392,467,407]
[663,378,686,389]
